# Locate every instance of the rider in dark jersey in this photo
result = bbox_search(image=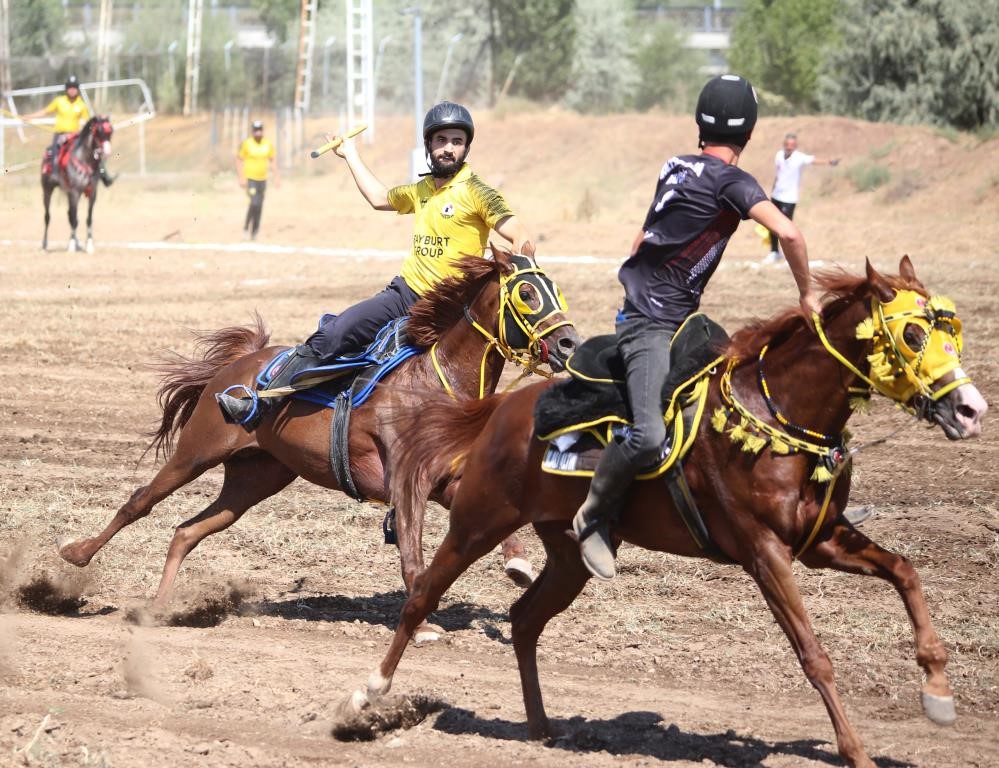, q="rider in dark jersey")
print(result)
[571,75,823,580]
